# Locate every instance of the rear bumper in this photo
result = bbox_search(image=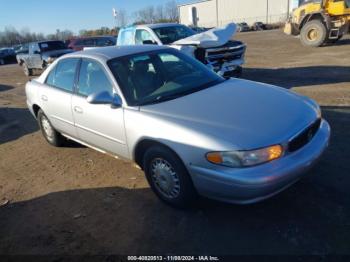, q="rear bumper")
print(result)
[188,119,330,204]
